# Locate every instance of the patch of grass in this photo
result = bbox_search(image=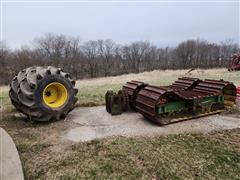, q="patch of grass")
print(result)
[76,84,121,106]
[209,129,240,153]
[0,91,11,106]
[0,112,40,131]
[22,130,240,179]
[17,143,50,153]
